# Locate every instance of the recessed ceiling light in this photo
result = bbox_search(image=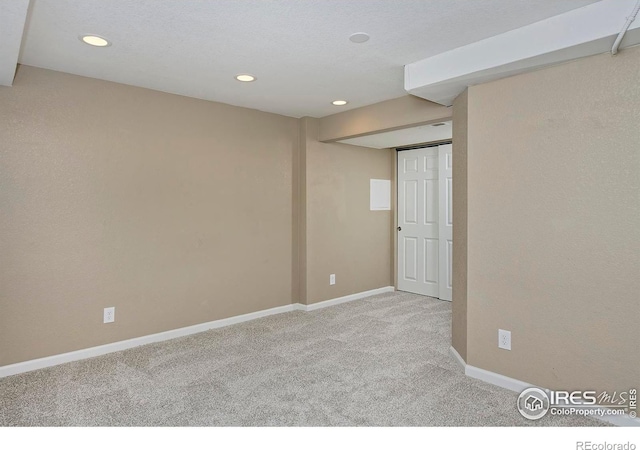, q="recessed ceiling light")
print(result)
[332,100,348,106]
[349,32,370,44]
[235,74,256,82]
[80,35,111,47]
